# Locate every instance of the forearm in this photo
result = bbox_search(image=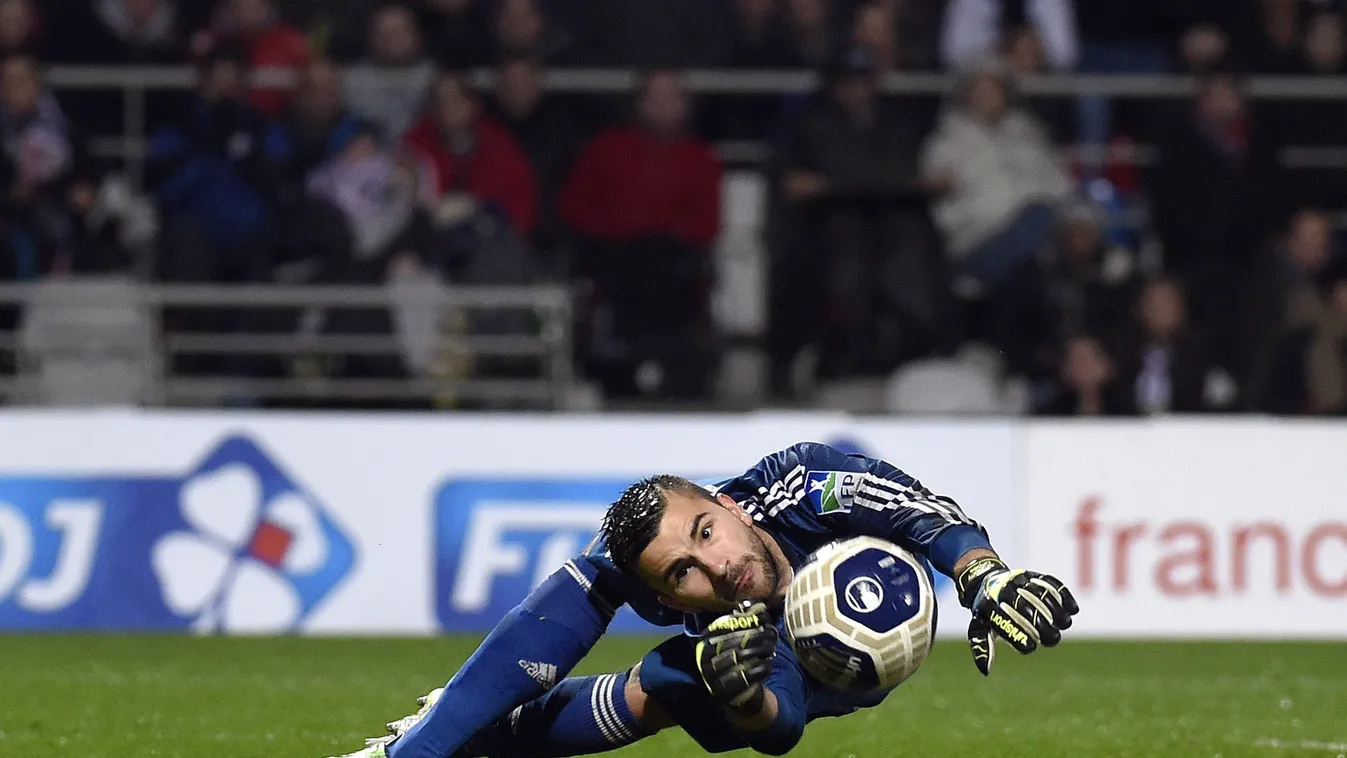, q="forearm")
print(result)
[728,687,803,756]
